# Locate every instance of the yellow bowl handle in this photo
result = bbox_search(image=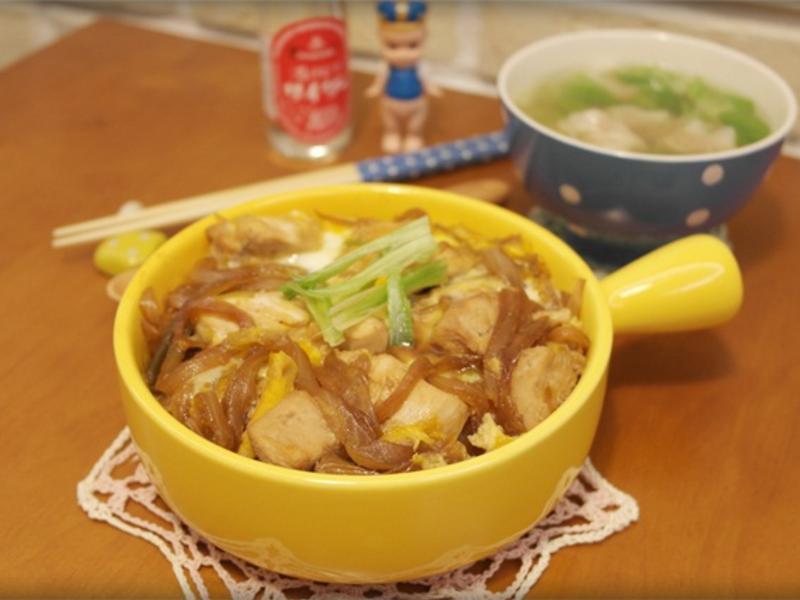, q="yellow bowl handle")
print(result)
[599,234,743,335]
